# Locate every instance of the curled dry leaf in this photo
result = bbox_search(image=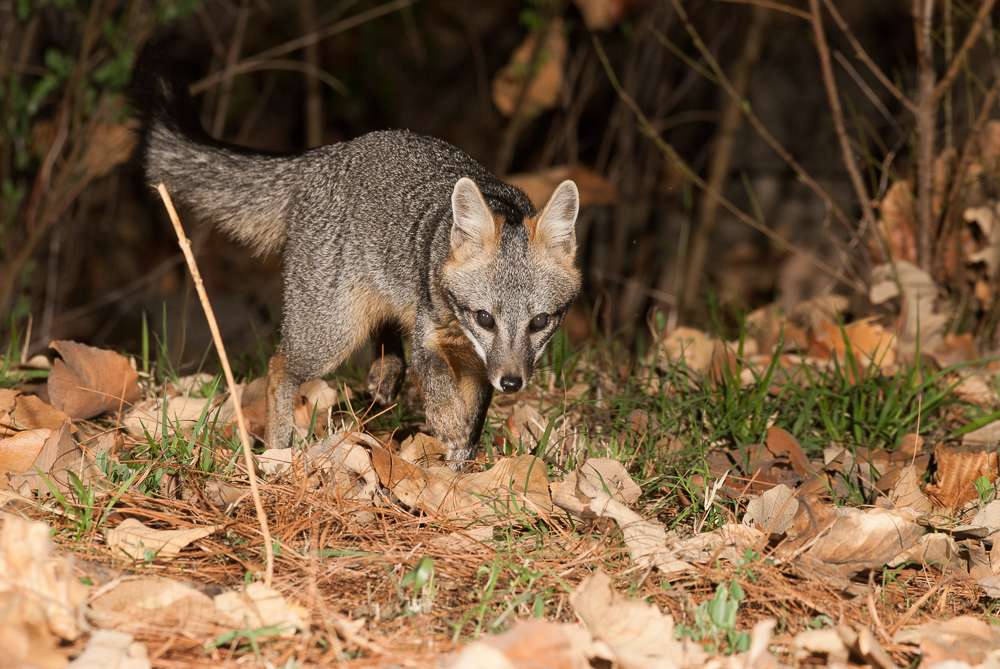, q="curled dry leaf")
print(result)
[0,517,87,642]
[655,326,714,375]
[0,389,73,434]
[782,503,923,578]
[888,533,963,573]
[0,428,51,476]
[570,570,705,663]
[8,421,98,497]
[66,629,150,669]
[47,340,140,420]
[742,484,798,536]
[123,396,217,440]
[505,165,616,209]
[214,582,306,637]
[869,261,947,355]
[398,432,449,467]
[368,436,551,519]
[925,447,998,513]
[89,577,305,638]
[491,20,567,117]
[447,619,595,669]
[106,518,220,561]
[894,616,1000,666]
